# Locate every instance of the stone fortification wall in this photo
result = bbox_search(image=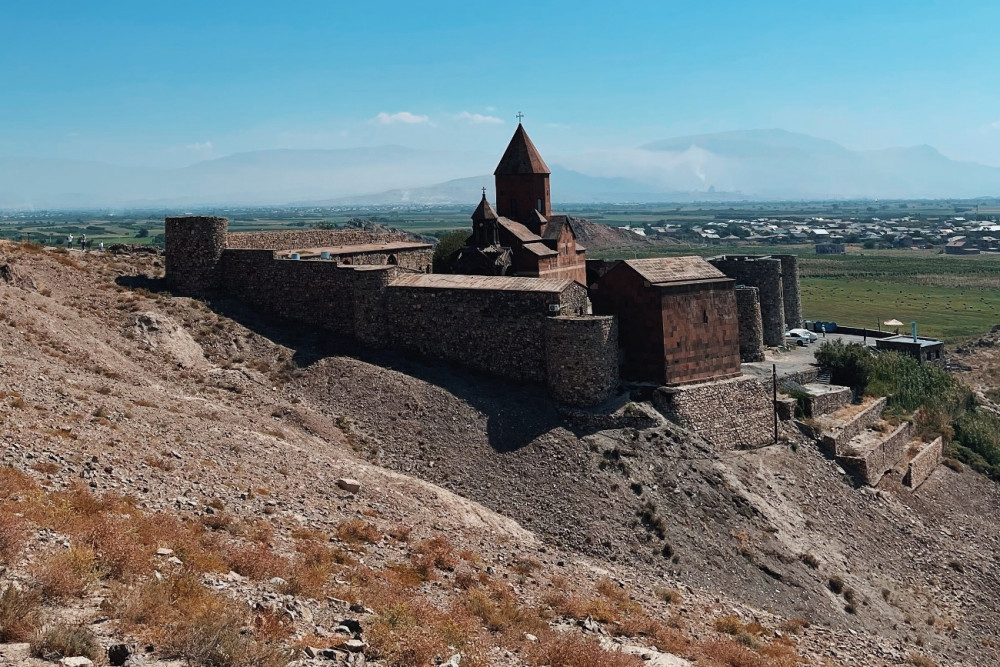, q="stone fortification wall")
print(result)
[331,248,432,272]
[821,397,887,455]
[165,216,229,296]
[776,255,802,328]
[734,287,765,362]
[383,281,589,384]
[709,256,785,346]
[544,316,619,407]
[904,437,943,489]
[652,376,774,450]
[839,422,913,486]
[225,229,412,250]
[217,250,384,336]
